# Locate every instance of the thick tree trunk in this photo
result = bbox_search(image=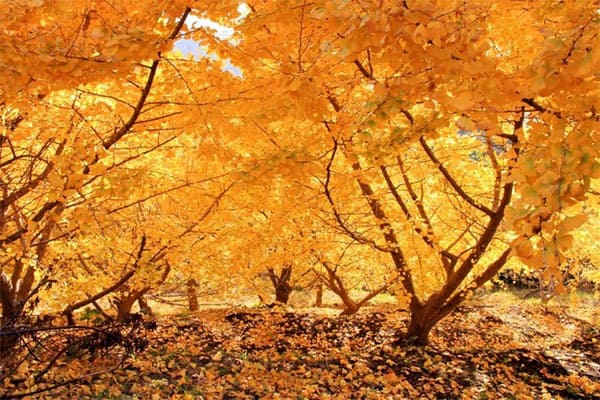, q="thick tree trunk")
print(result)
[0,334,19,361]
[1,302,17,325]
[340,300,359,316]
[339,290,359,315]
[404,313,437,346]
[396,296,436,345]
[114,288,149,321]
[275,282,292,304]
[0,272,29,360]
[0,265,34,324]
[403,295,455,345]
[187,278,199,311]
[115,295,137,321]
[0,302,21,361]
